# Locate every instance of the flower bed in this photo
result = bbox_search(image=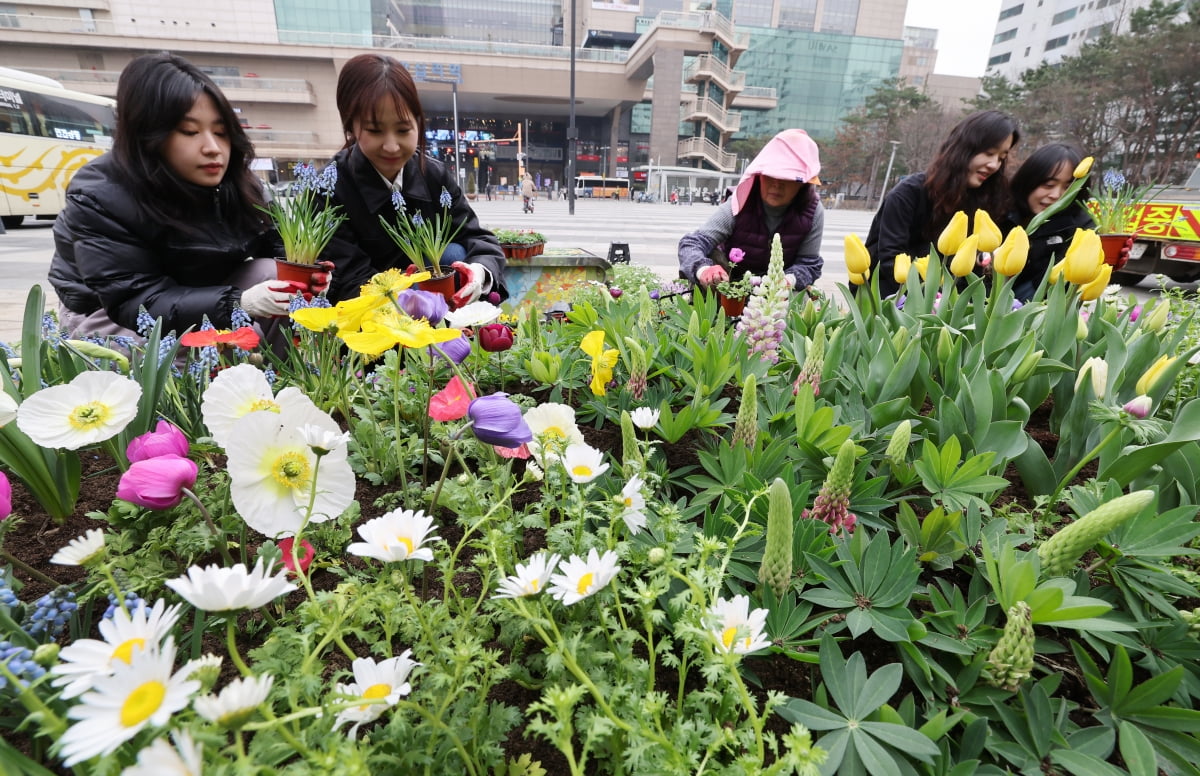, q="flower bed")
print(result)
[2,227,1200,774]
